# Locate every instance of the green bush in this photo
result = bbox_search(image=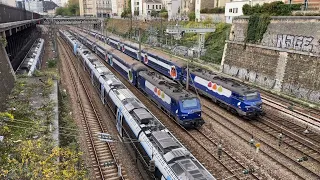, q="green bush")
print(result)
[47,59,57,68]
[188,12,196,21]
[245,14,270,43]
[200,7,225,14]
[160,12,168,19]
[151,10,159,17]
[242,1,302,16]
[201,23,231,64]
